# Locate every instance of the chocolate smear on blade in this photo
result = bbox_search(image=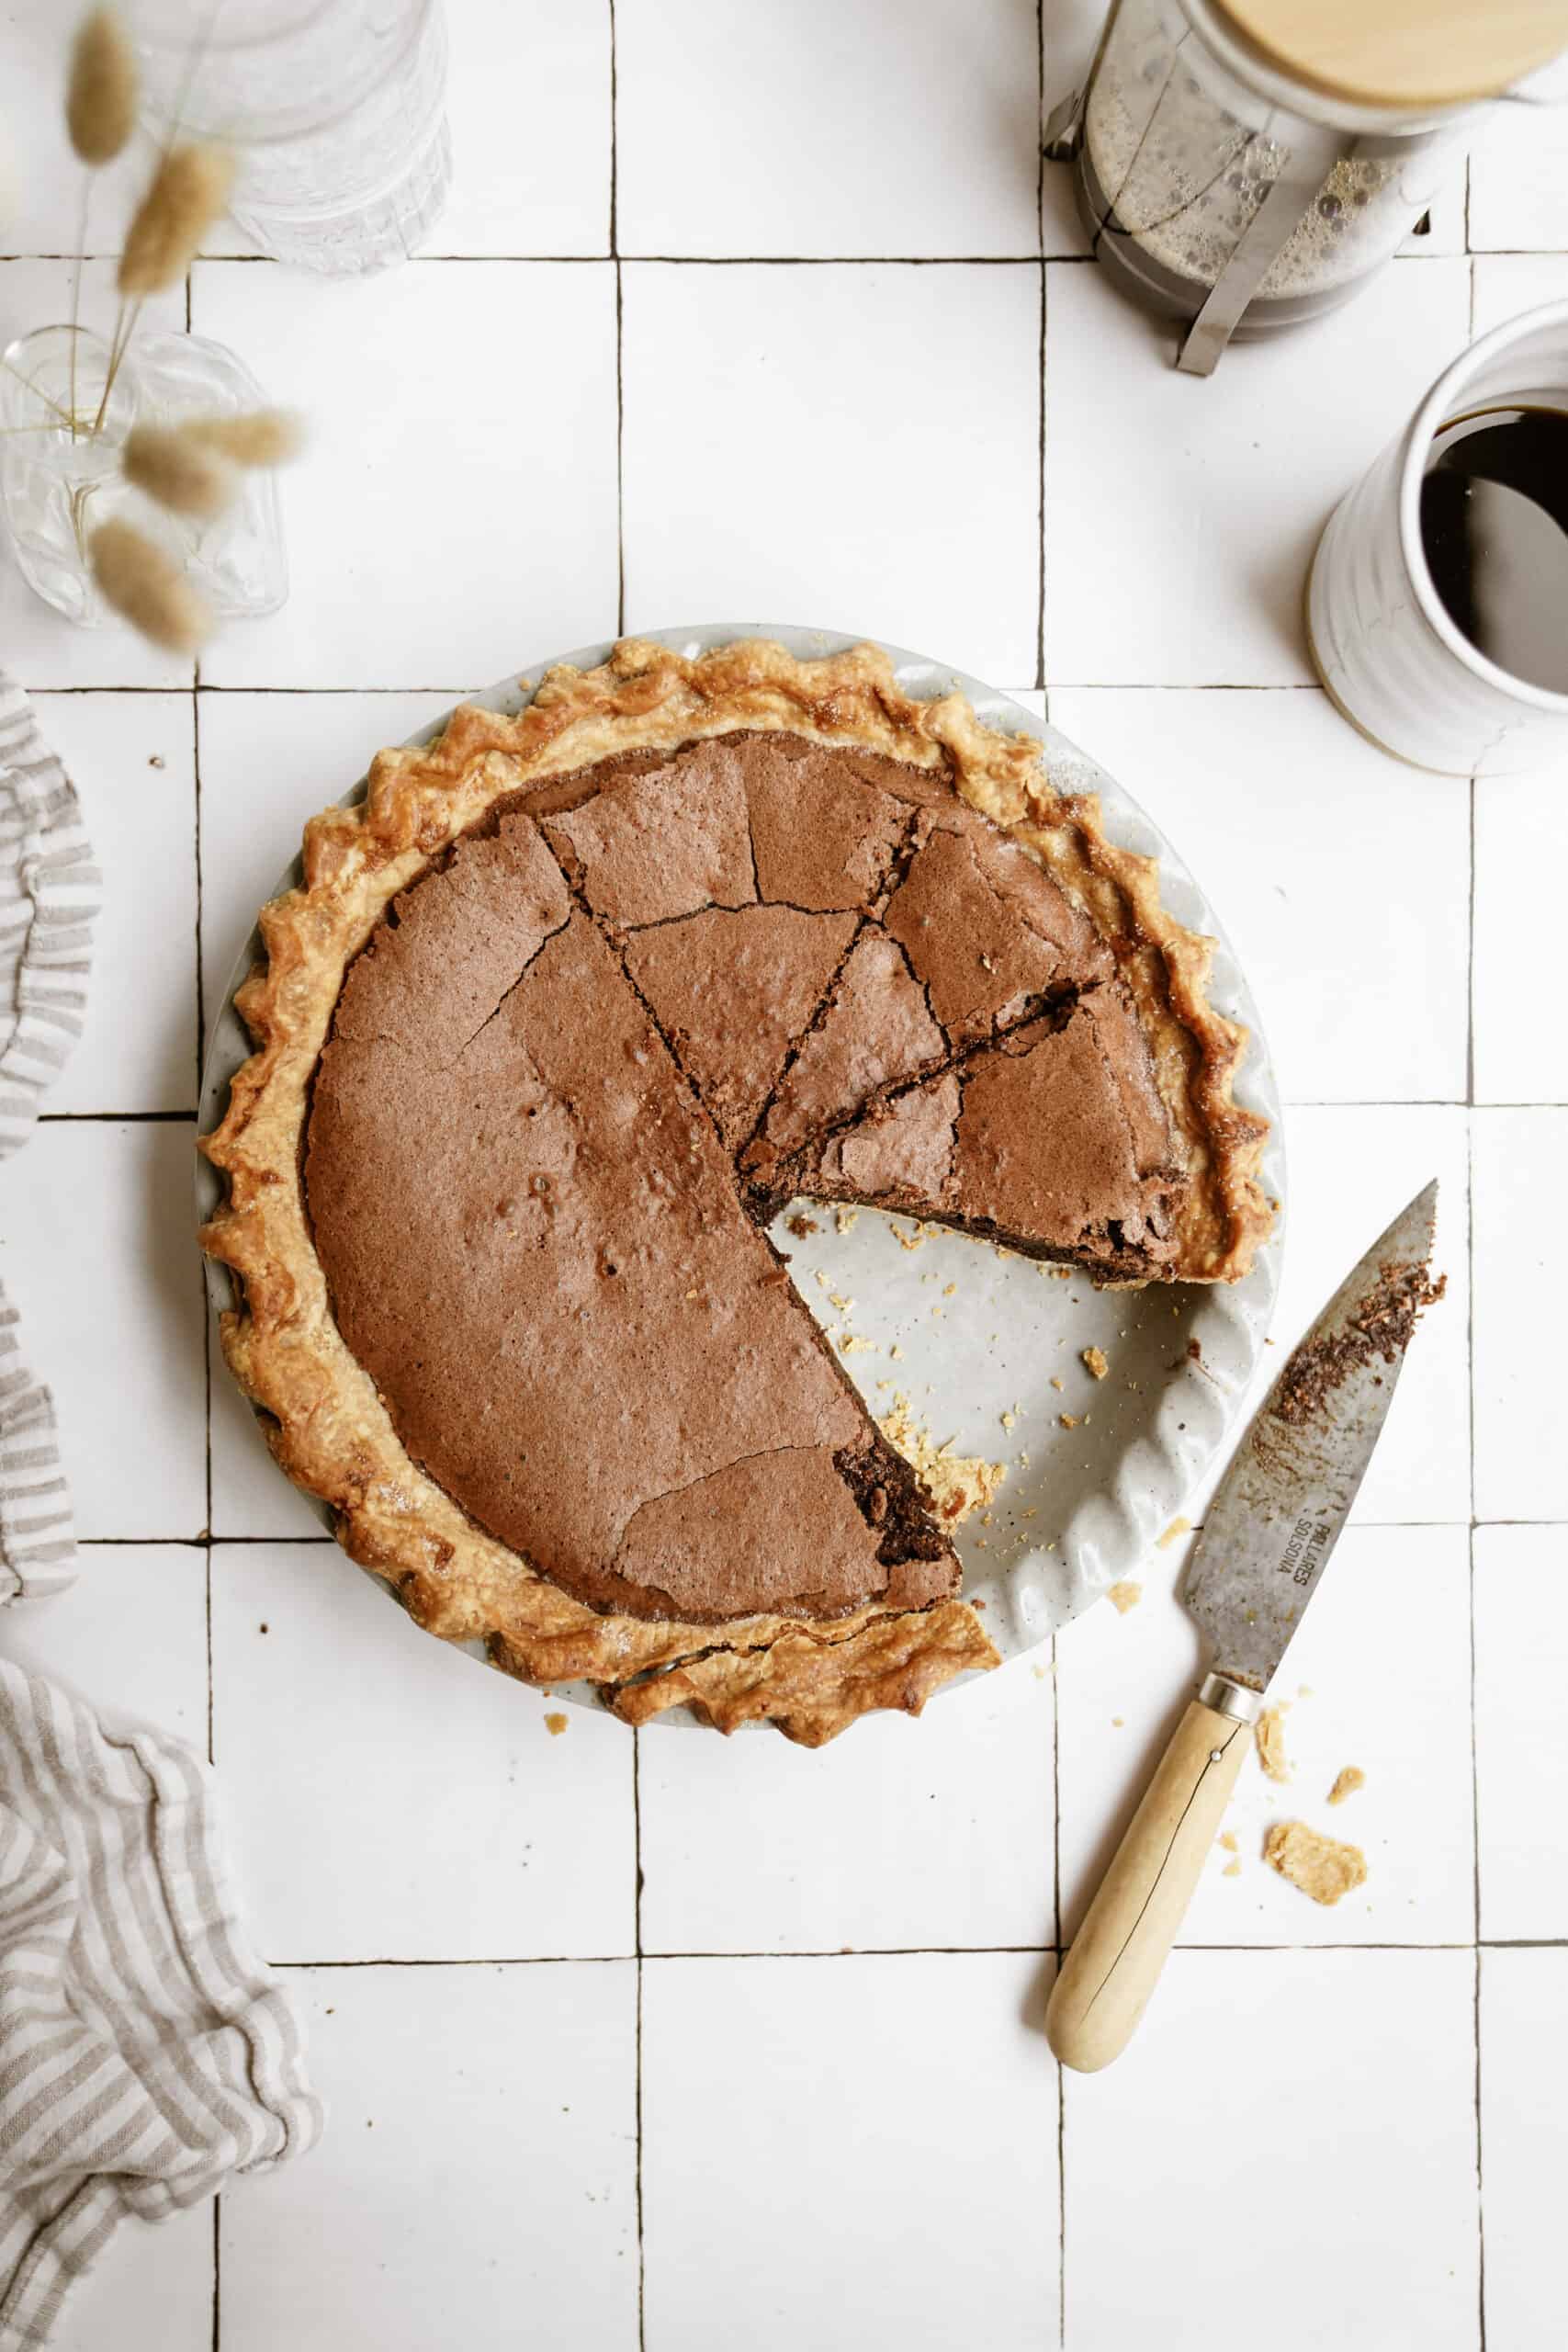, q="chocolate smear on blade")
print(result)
[1271,1257,1446,1430]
